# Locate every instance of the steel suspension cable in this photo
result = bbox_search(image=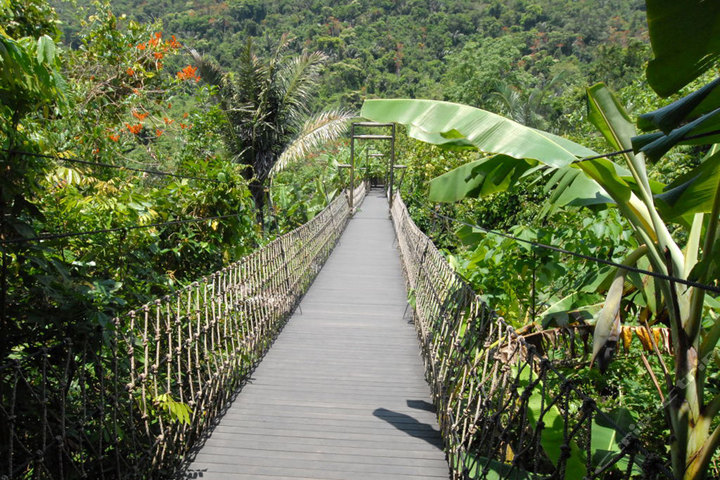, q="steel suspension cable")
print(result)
[1,149,220,183]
